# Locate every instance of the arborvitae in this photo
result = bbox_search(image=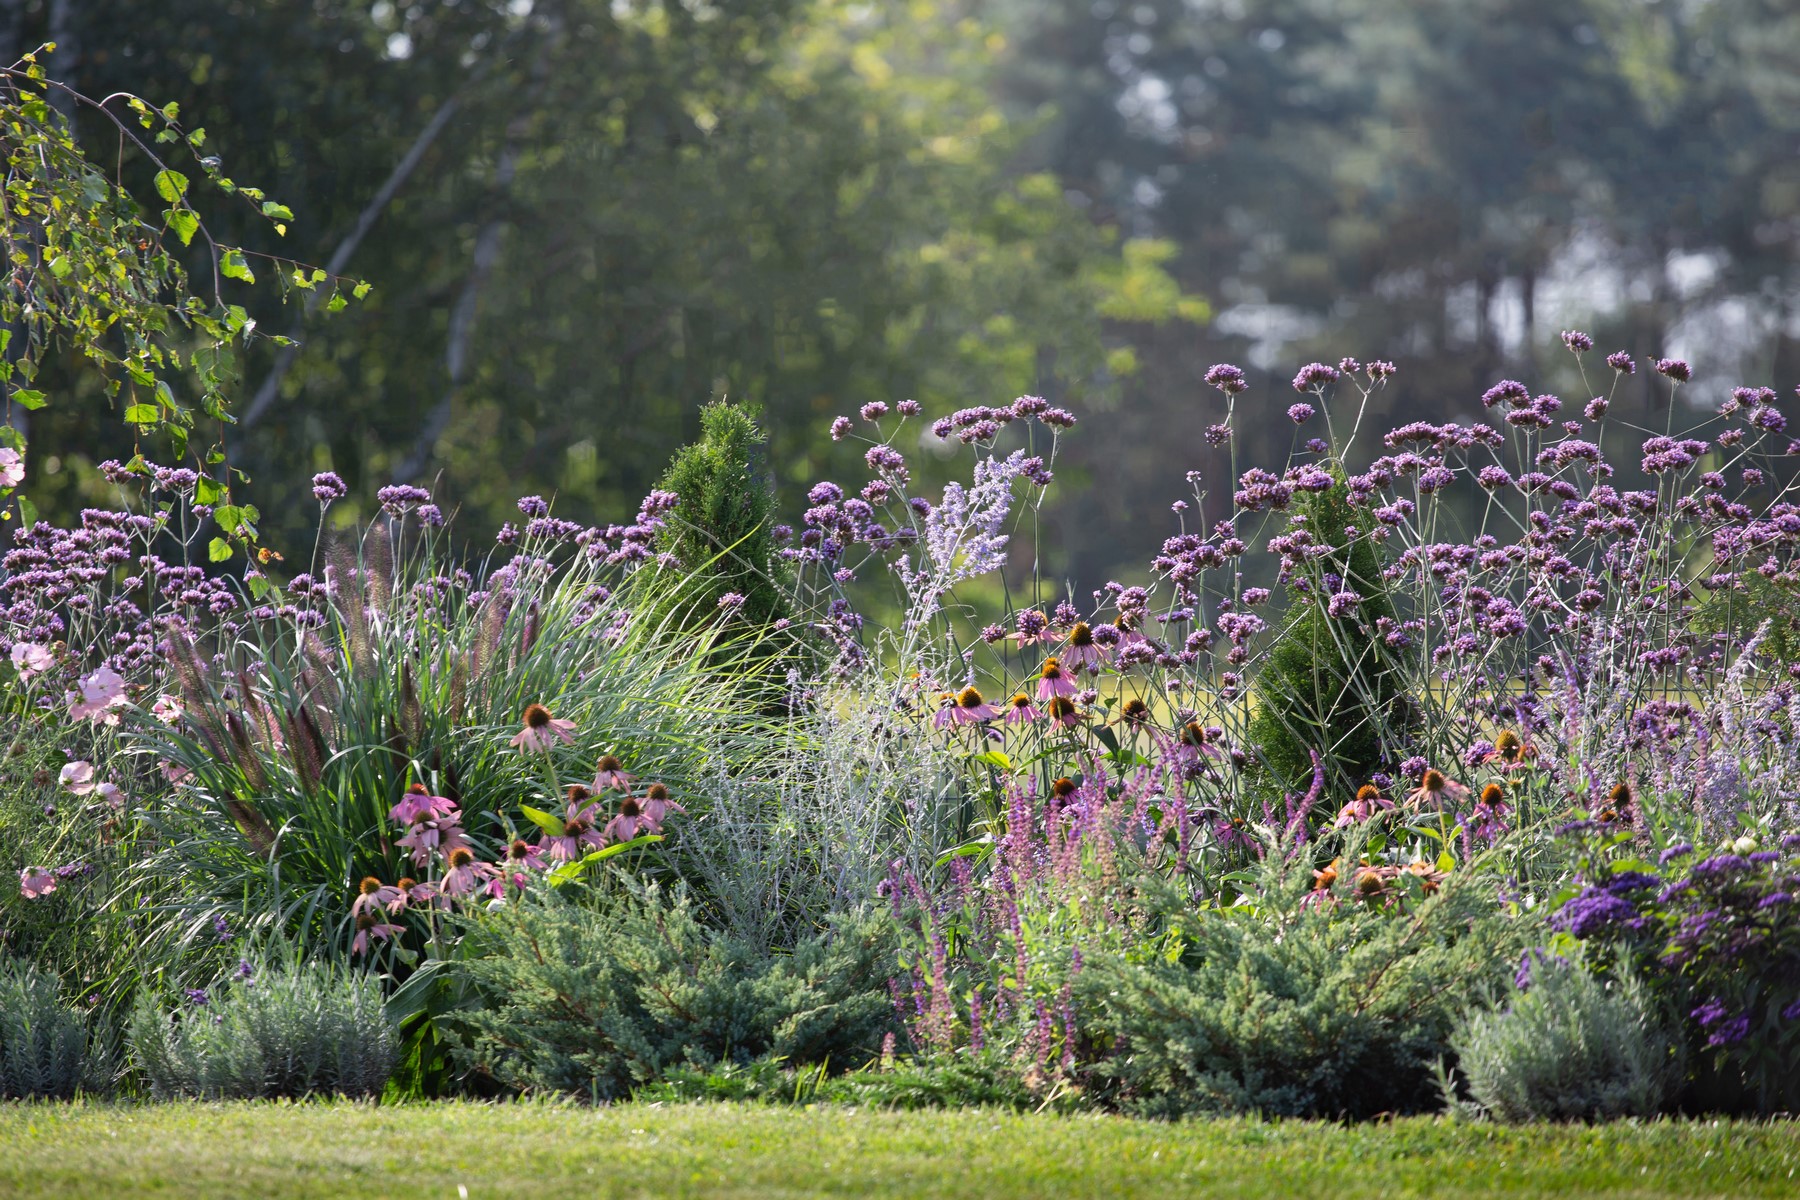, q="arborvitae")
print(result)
[1247,474,1414,797]
[651,400,791,634]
